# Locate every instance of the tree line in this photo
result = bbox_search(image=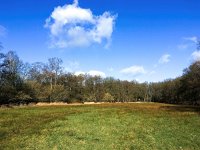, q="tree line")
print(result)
[0,44,200,105]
